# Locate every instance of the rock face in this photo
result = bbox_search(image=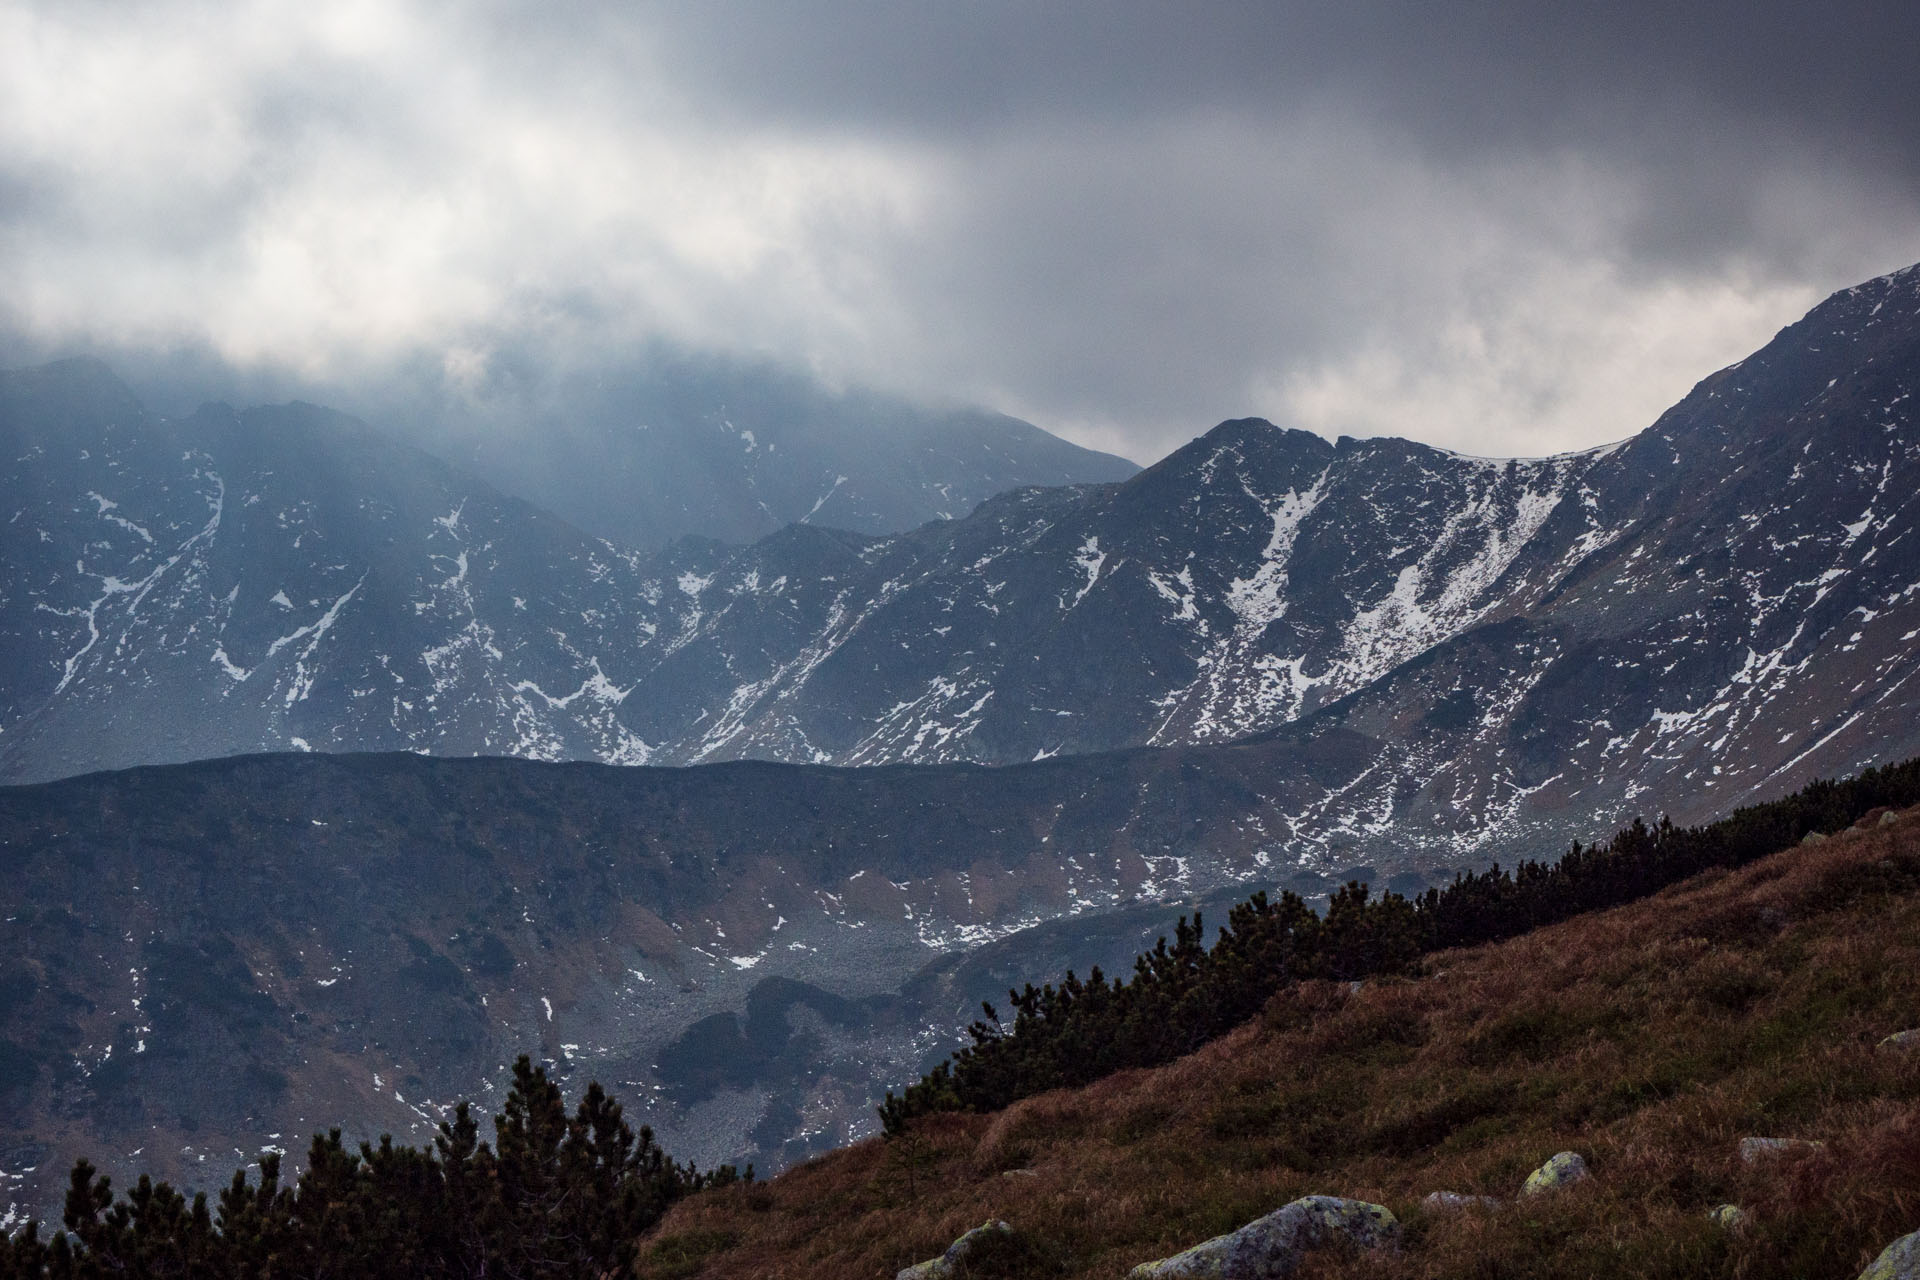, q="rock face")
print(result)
[1520,1152,1590,1196]
[1126,1195,1399,1279]
[896,1220,1014,1280]
[1738,1137,1826,1163]
[1861,1229,1920,1280]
